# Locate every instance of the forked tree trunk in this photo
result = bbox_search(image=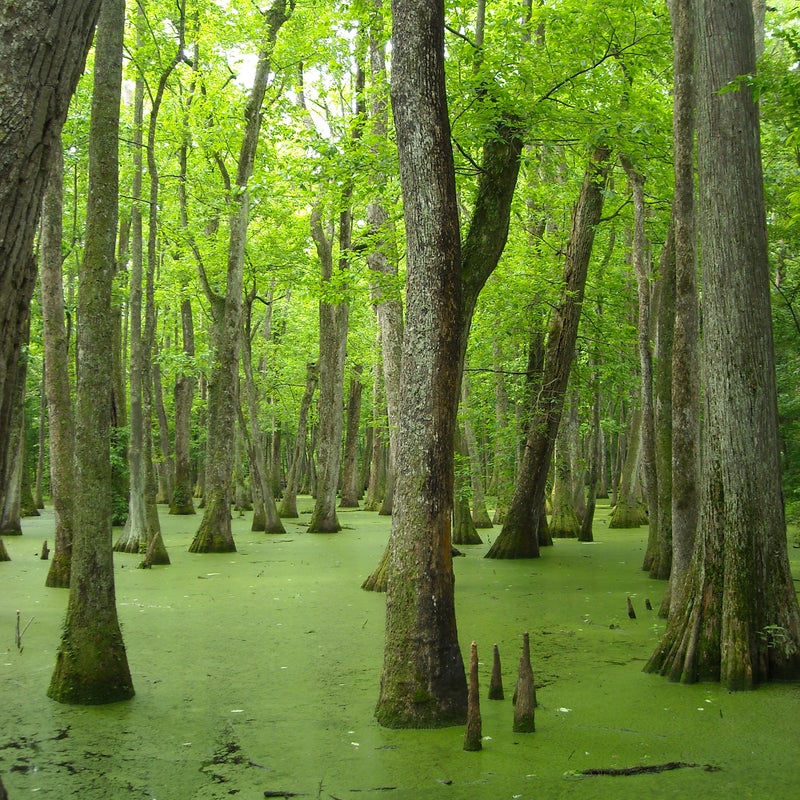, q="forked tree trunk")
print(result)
[486,146,611,559]
[646,0,800,687]
[376,0,467,728]
[48,0,135,705]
